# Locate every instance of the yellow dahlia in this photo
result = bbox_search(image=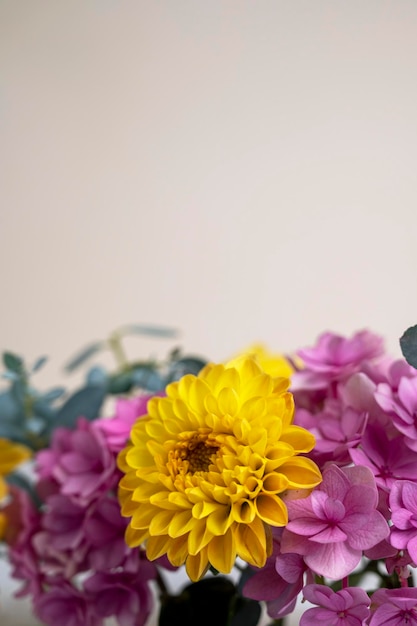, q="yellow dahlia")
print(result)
[118,357,321,581]
[236,344,294,378]
[0,438,31,540]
